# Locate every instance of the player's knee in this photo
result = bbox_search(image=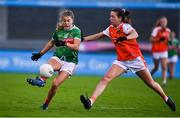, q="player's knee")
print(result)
[52,79,60,88]
[161,66,167,71]
[149,80,157,88]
